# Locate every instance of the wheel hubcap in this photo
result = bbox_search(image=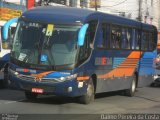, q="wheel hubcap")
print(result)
[132,80,136,92]
[87,84,93,97]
